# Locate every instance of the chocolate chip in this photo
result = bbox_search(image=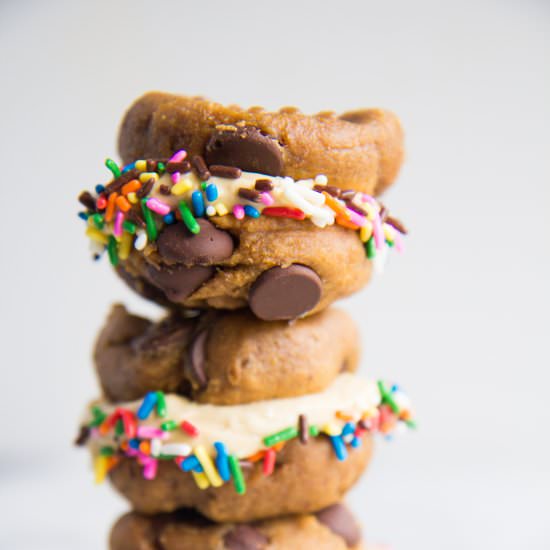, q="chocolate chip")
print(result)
[224,525,269,550]
[146,264,214,302]
[204,126,284,176]
[186,329,209,389]
[157,219,234,265]
[249,264,322,321]
[316,504,361,547]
